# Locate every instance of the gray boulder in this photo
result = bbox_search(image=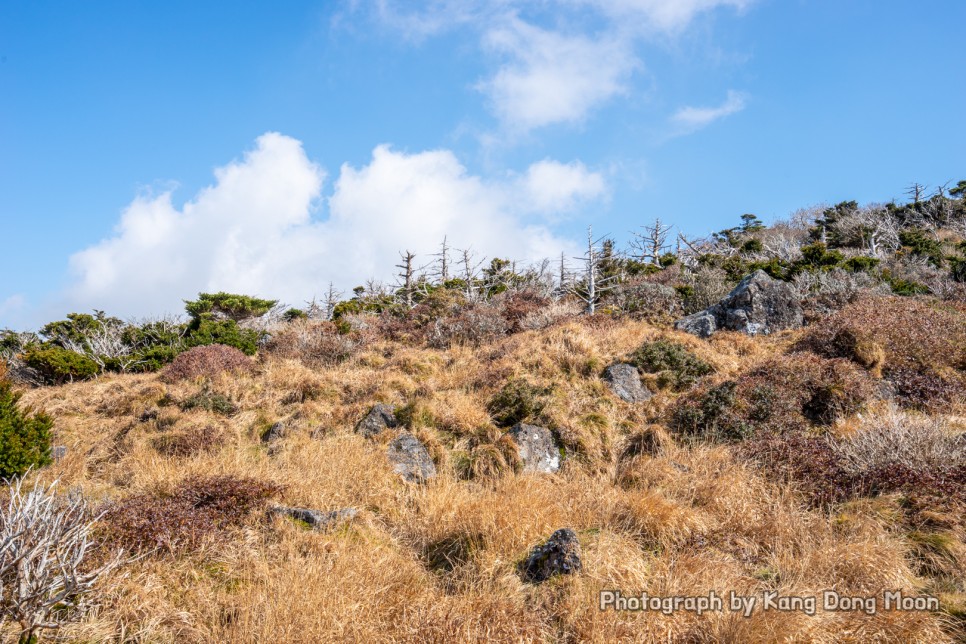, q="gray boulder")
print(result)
[51,446,67,461]
[676,270,802,338]
[261,421,286,443]
[674,311,718,338]
[356,404,398,438]
[508,424,561,473]
[602,363,652,403]
[269,505,357,531]
[387,432,436,482]
[520,528,582,583]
